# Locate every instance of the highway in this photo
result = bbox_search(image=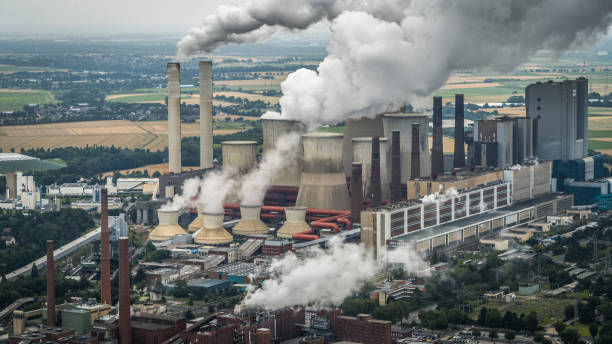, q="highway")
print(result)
[5,227,101,281]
